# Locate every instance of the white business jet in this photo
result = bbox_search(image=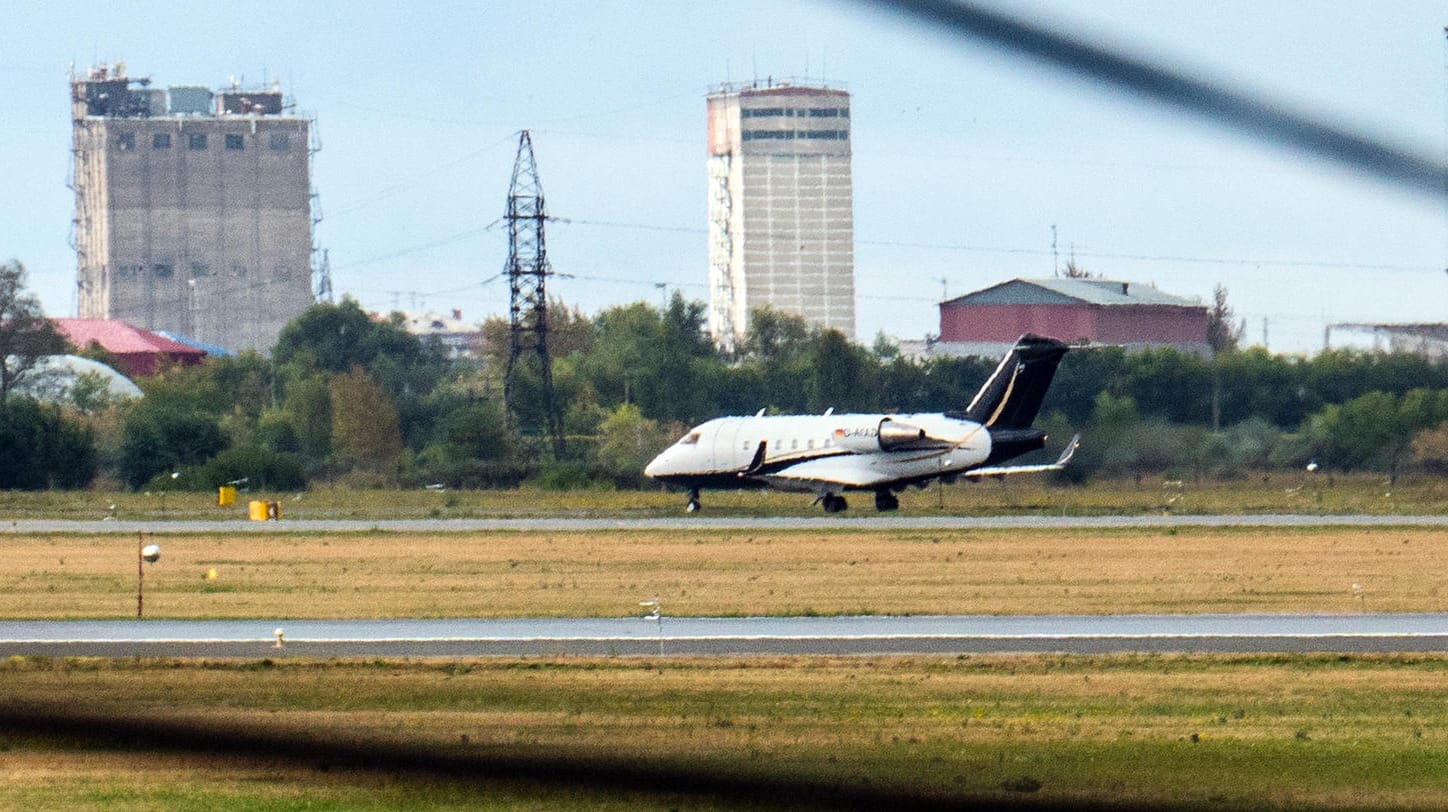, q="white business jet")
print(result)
[645,334,1078,513]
